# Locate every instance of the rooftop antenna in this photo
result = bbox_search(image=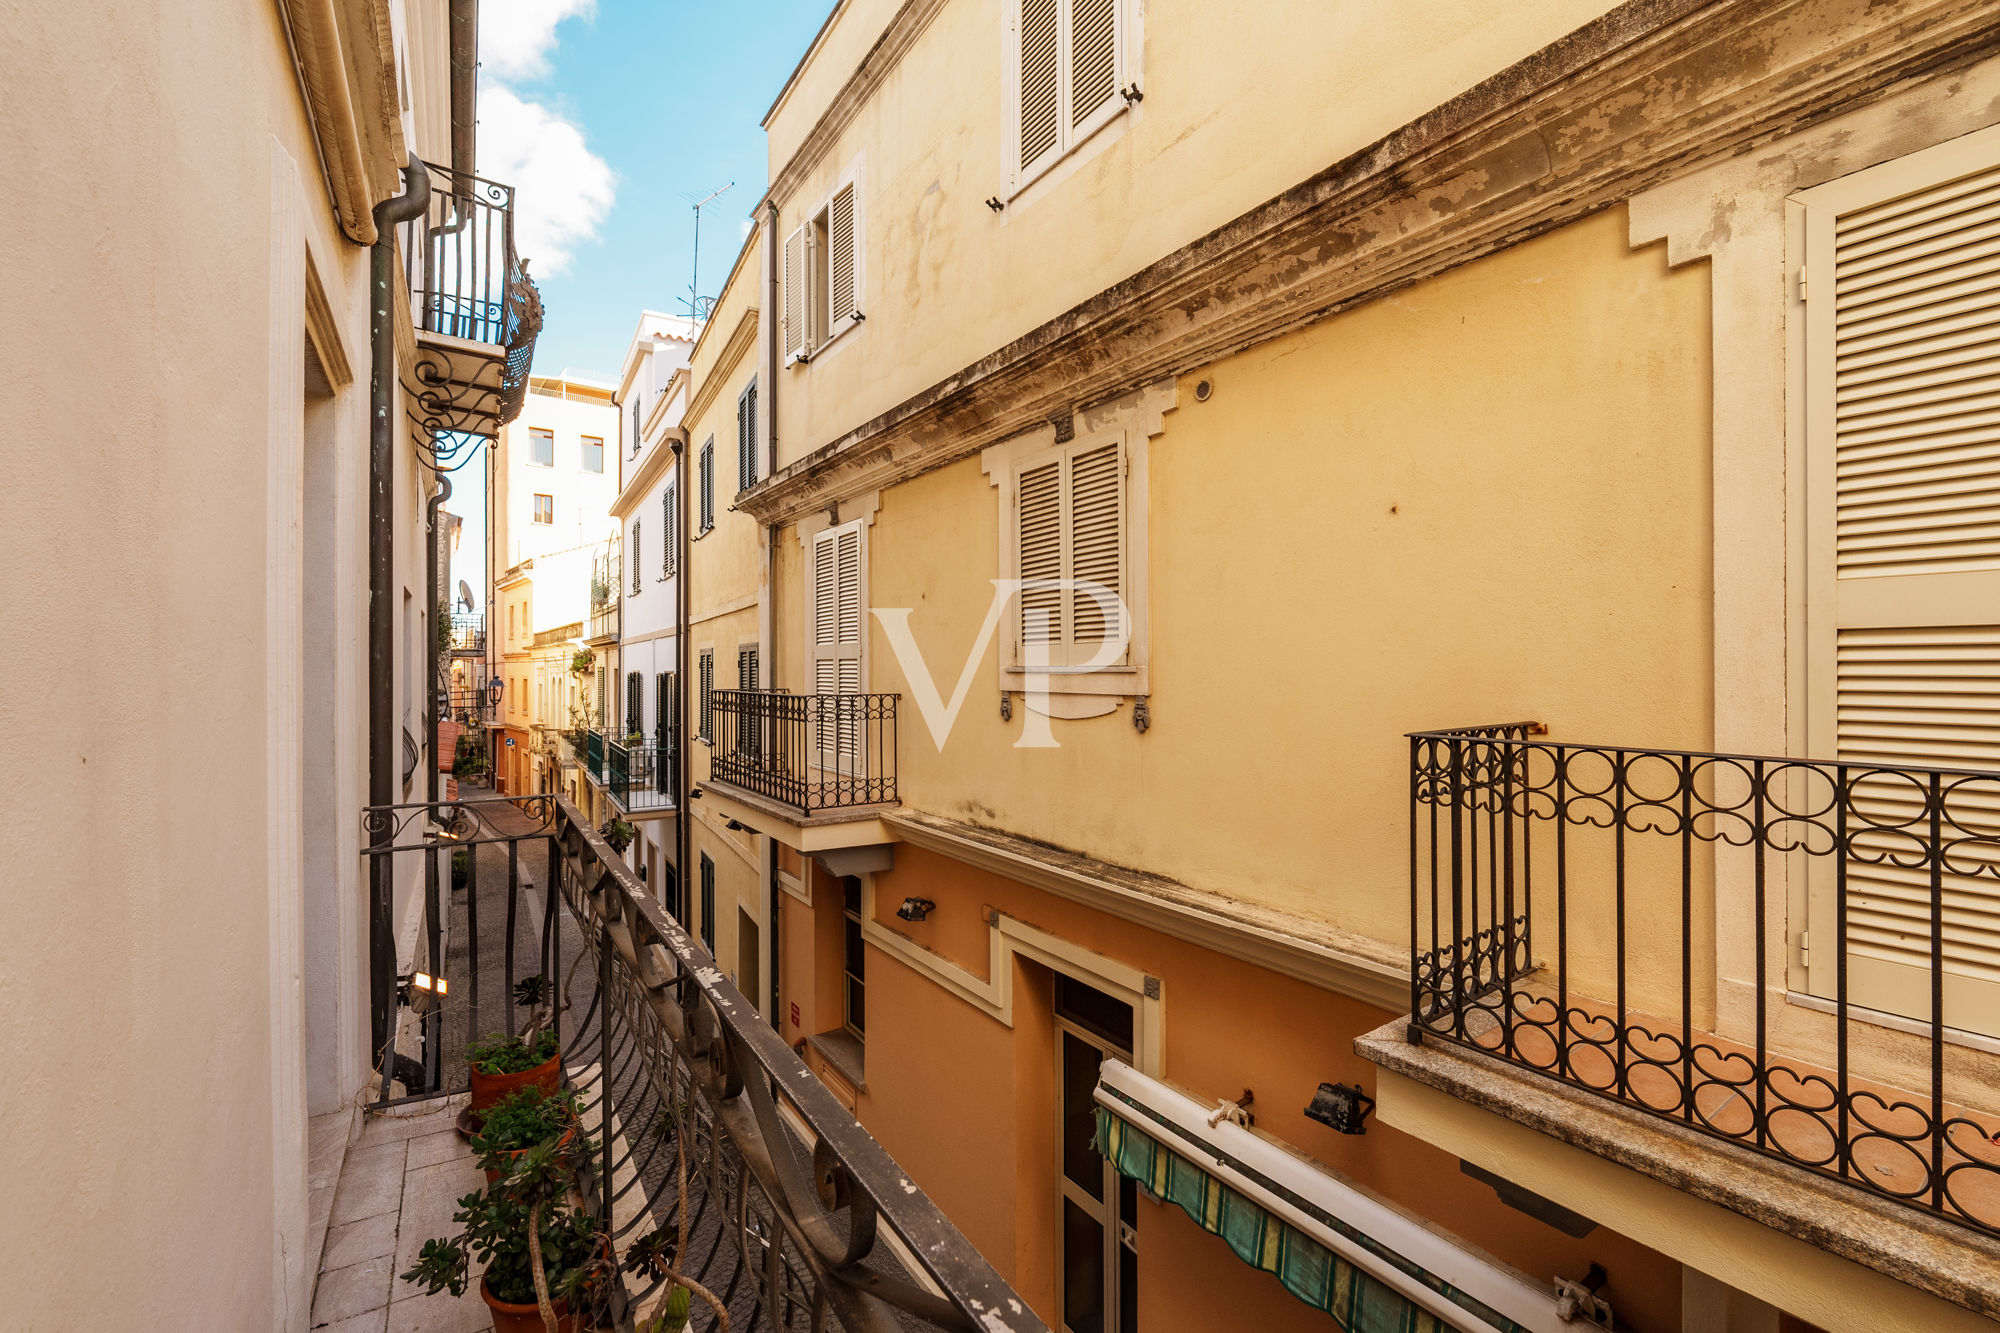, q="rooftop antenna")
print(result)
[682,182,735,320]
